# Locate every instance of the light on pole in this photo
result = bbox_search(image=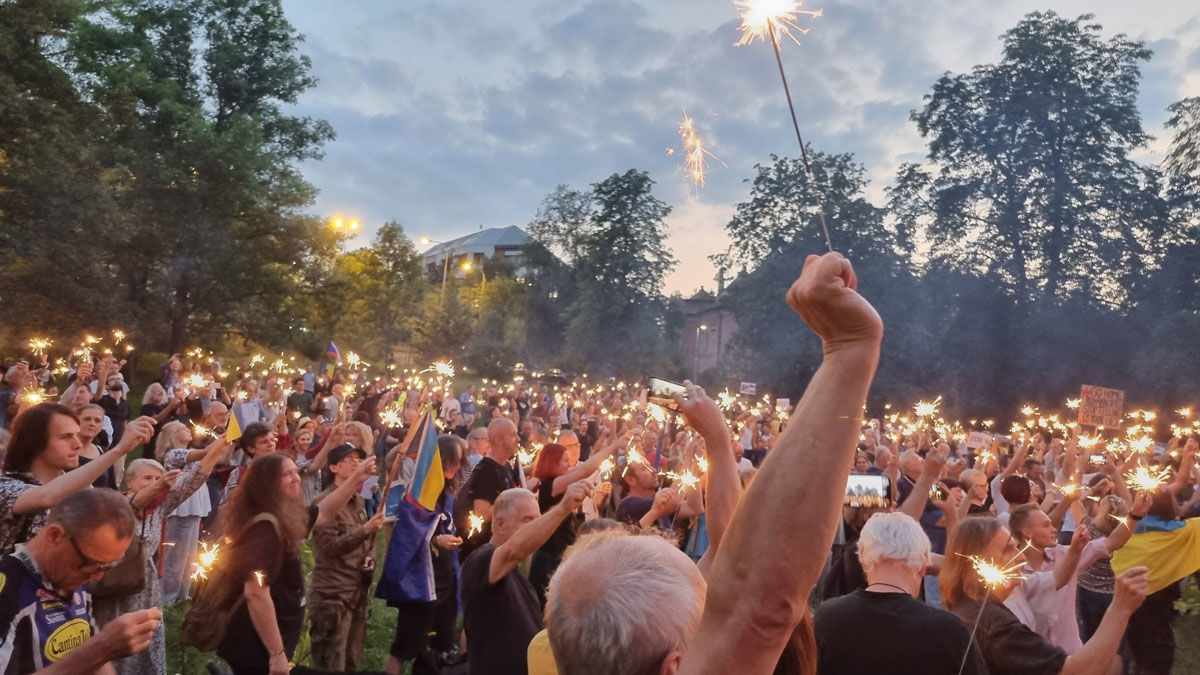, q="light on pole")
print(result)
[692,323,708,382]
[421,236,452,290]
[462,261,487,283]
